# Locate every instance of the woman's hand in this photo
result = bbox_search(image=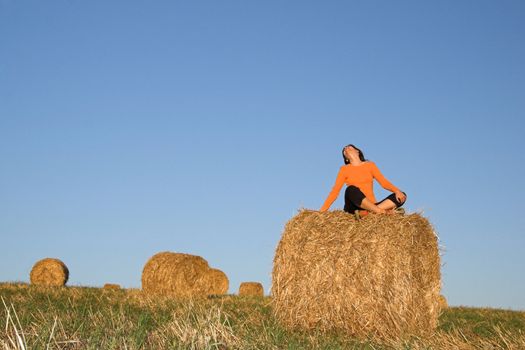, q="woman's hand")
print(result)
[395,190,406,204]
